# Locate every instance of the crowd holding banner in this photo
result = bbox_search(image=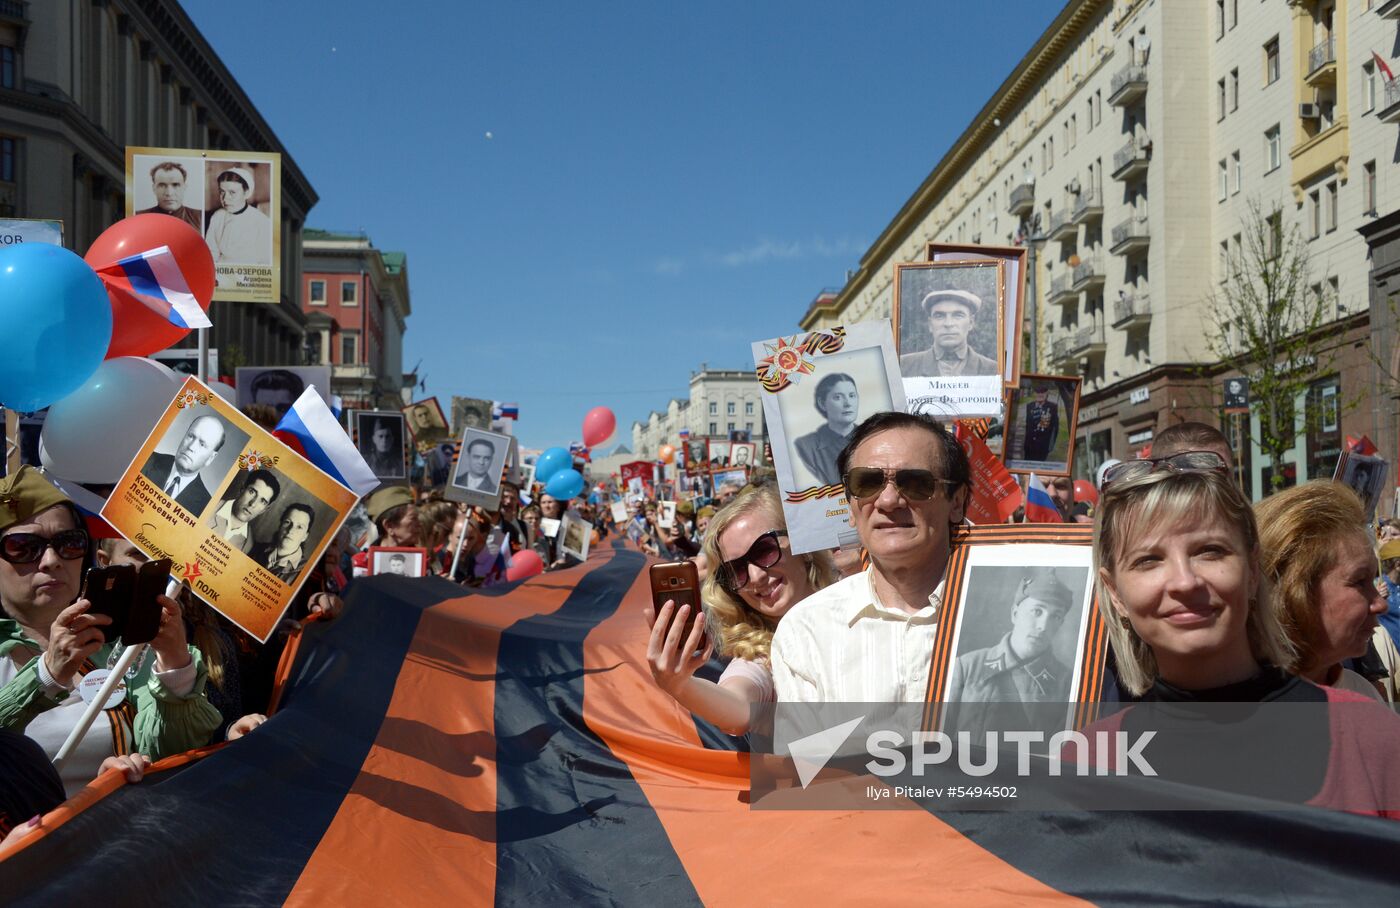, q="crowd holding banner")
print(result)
[4,198,1400,901]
